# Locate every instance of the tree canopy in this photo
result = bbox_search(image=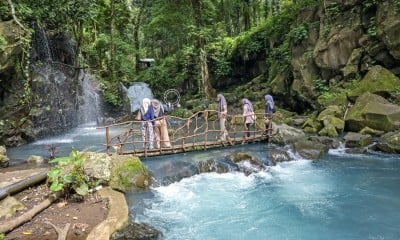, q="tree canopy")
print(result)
[1,0,321,107]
